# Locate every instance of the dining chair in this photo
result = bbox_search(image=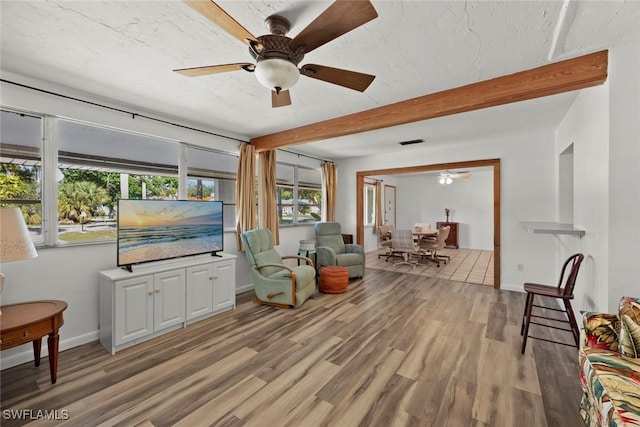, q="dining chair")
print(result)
[391,229,421,268]
[418,225,450,267]
[376,223,395,259]
[520,253,584,354]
